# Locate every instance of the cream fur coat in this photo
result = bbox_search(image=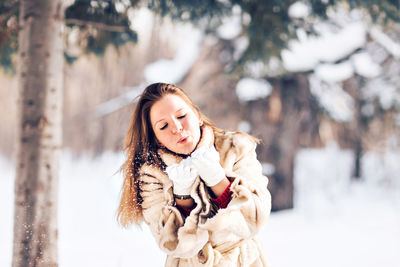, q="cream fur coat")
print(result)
[139,125,271,266]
